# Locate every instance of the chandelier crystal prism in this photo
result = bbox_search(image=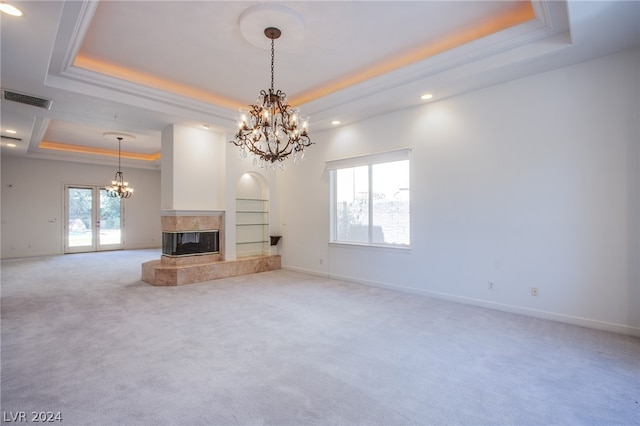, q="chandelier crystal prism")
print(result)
[106,136,134,199]
[230,27,312,169]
